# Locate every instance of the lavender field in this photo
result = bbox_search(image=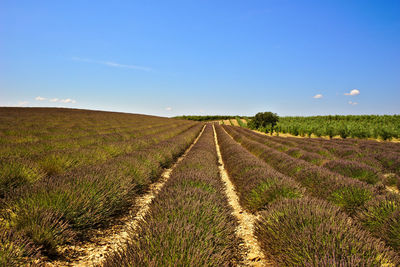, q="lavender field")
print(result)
[1,108,400,266]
